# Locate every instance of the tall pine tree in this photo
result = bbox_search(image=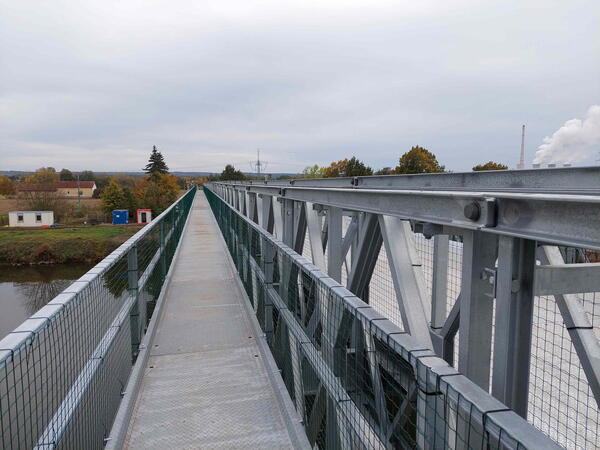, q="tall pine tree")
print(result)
[144,146,169,176]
